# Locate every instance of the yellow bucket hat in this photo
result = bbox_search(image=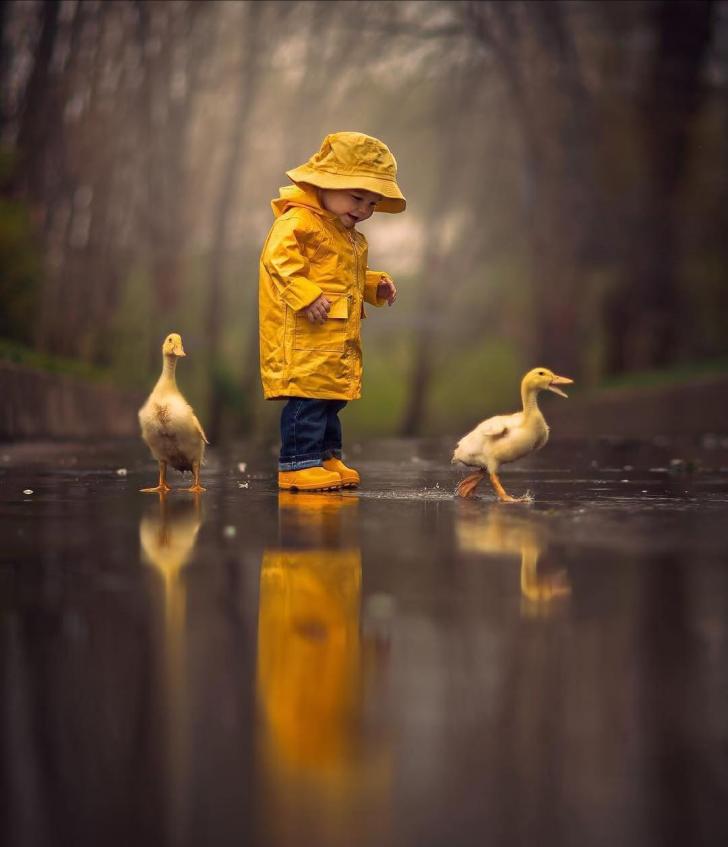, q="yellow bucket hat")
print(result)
[286,131,406,214]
